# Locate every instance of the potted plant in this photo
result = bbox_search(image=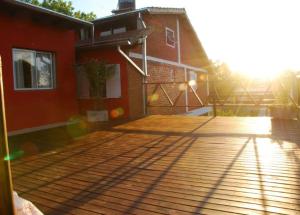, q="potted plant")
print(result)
[269,72,299,119]
[77,59,115,122]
